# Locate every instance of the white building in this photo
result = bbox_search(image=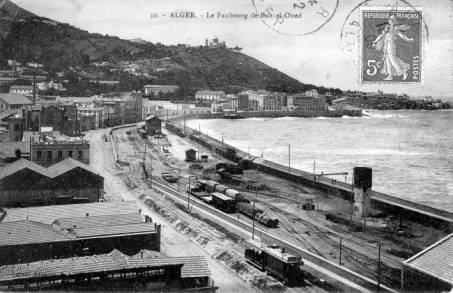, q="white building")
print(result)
[143,85,179,96]
[195,90,225,101]
[9,85,34,95]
